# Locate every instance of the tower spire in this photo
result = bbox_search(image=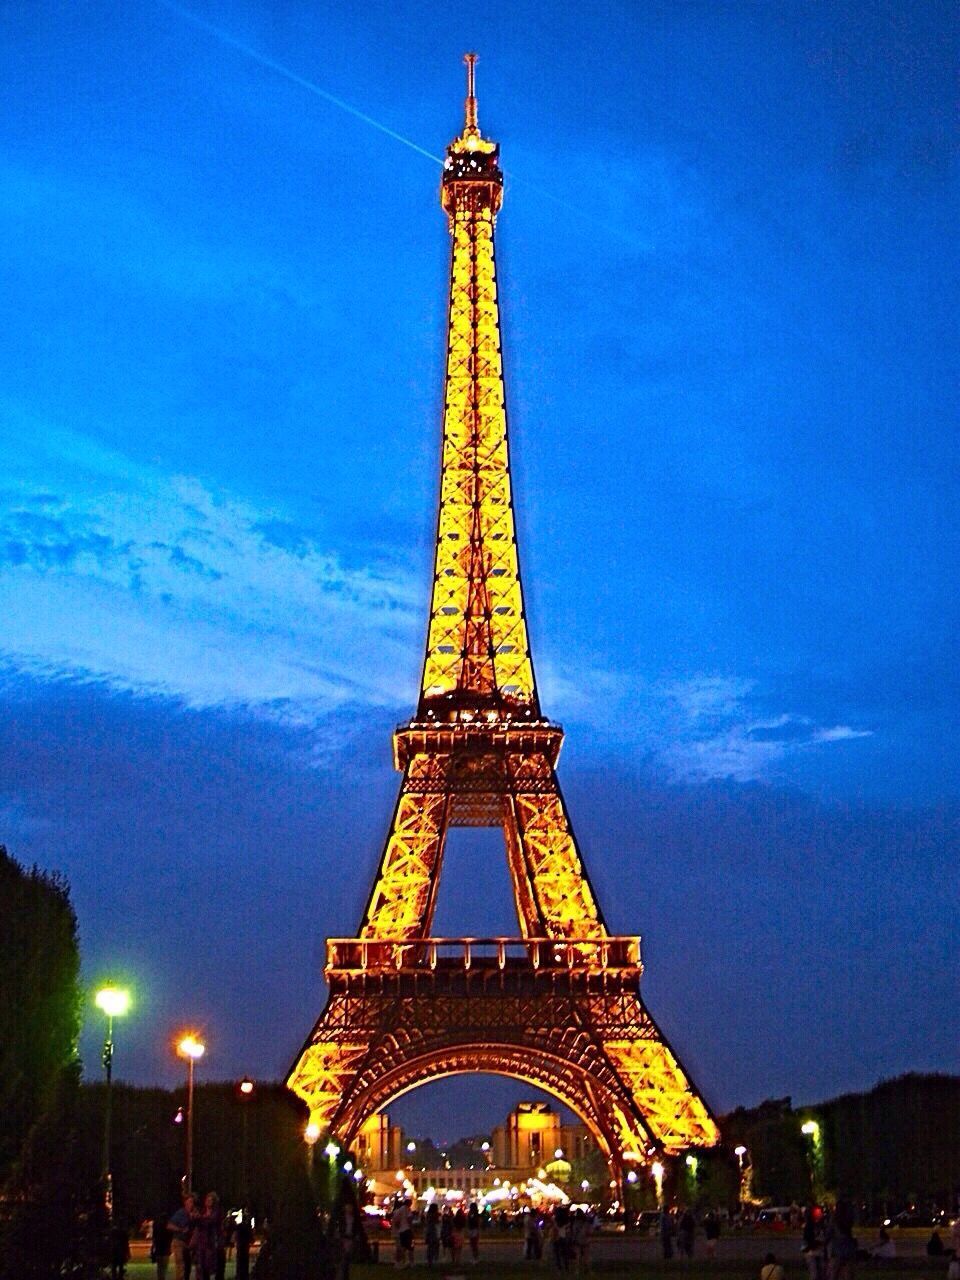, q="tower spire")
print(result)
[464,52,478,131]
